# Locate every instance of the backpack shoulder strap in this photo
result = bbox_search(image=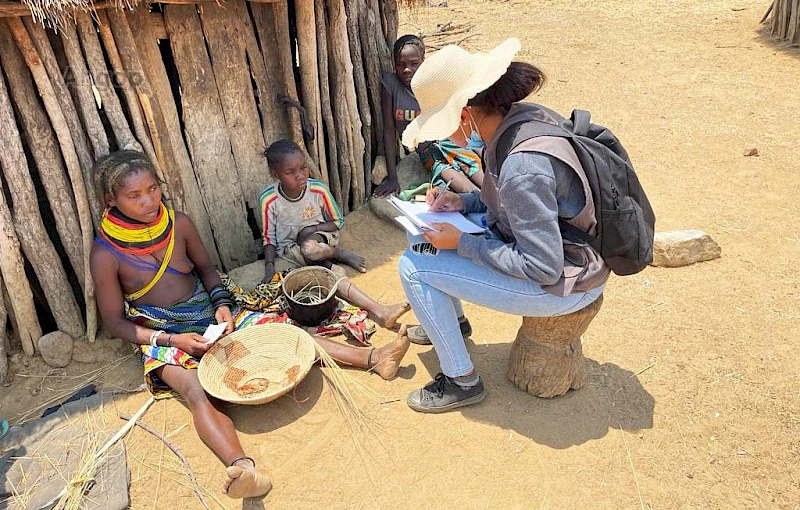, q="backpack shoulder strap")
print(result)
[568,109,591,136]
[494,119,568,171]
